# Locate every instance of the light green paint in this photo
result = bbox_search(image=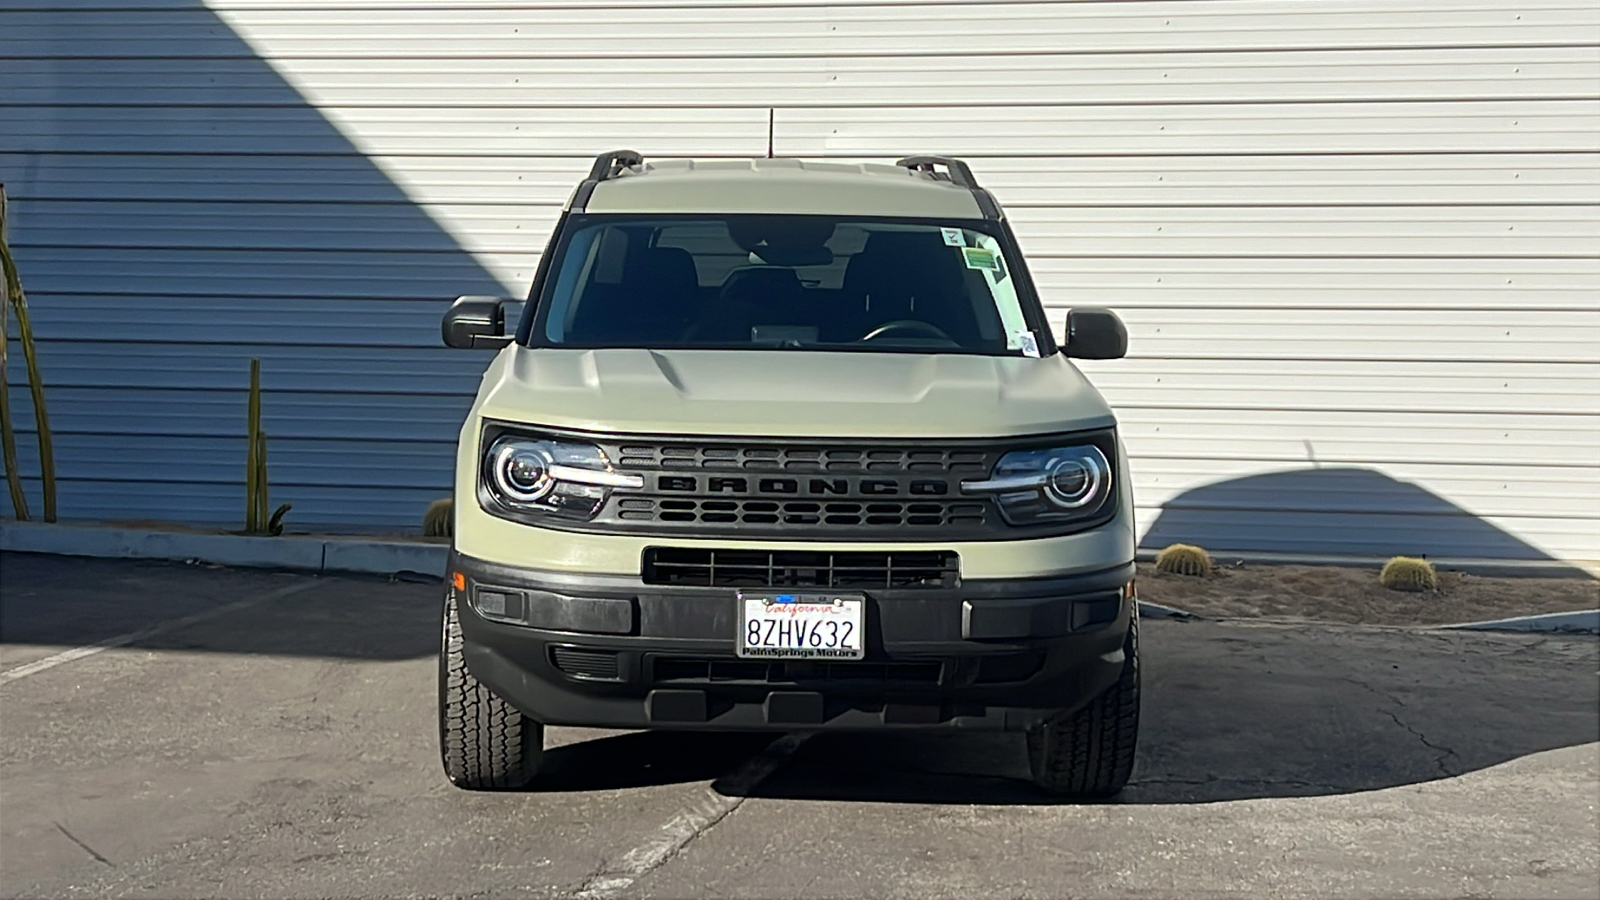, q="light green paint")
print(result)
[581,158,984,219]
[453,345,1134,578]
